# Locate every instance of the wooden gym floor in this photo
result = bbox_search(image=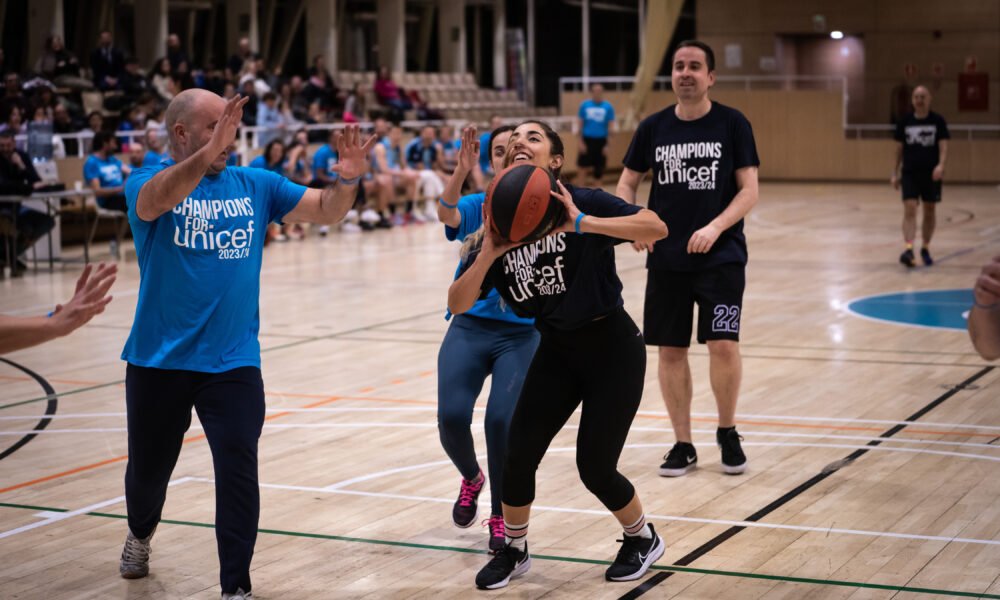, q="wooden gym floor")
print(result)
[0,181,998,599]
